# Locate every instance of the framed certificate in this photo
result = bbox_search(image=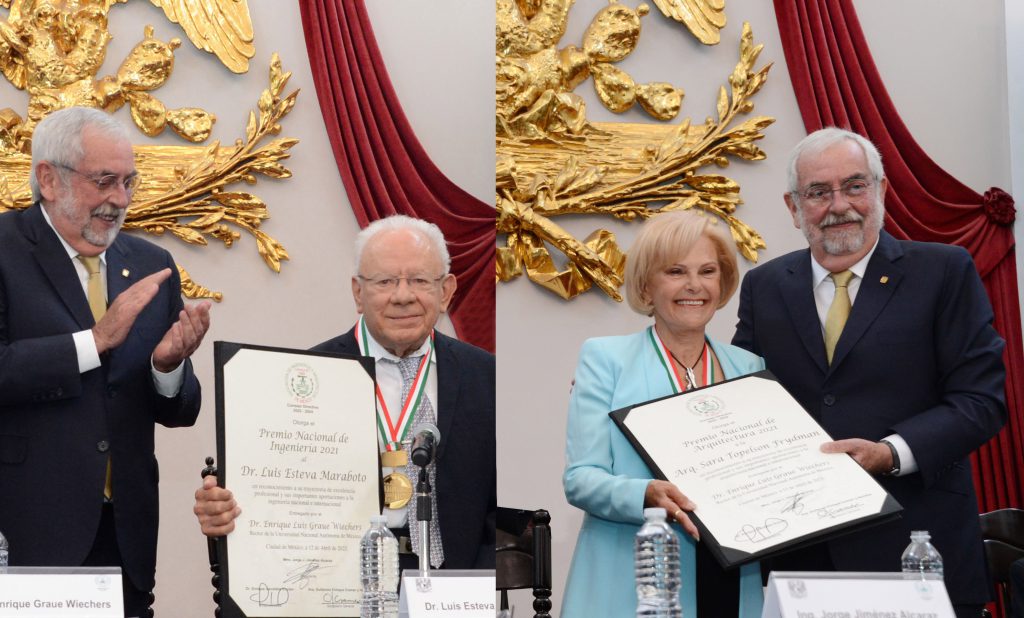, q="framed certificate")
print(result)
[214,342,383,617]
[610,370,902,569]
